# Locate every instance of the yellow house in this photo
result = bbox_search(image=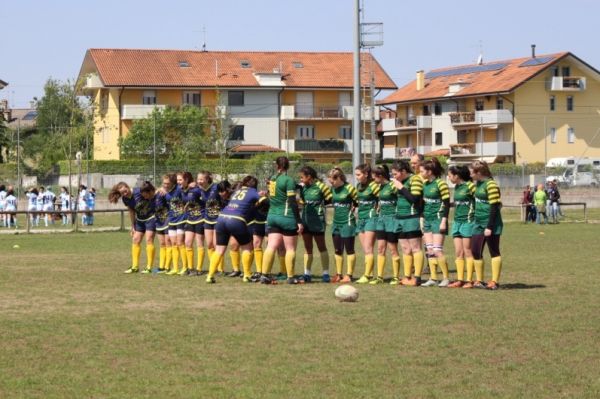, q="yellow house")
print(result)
[77,49,396,161]
[378,49,600,164]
